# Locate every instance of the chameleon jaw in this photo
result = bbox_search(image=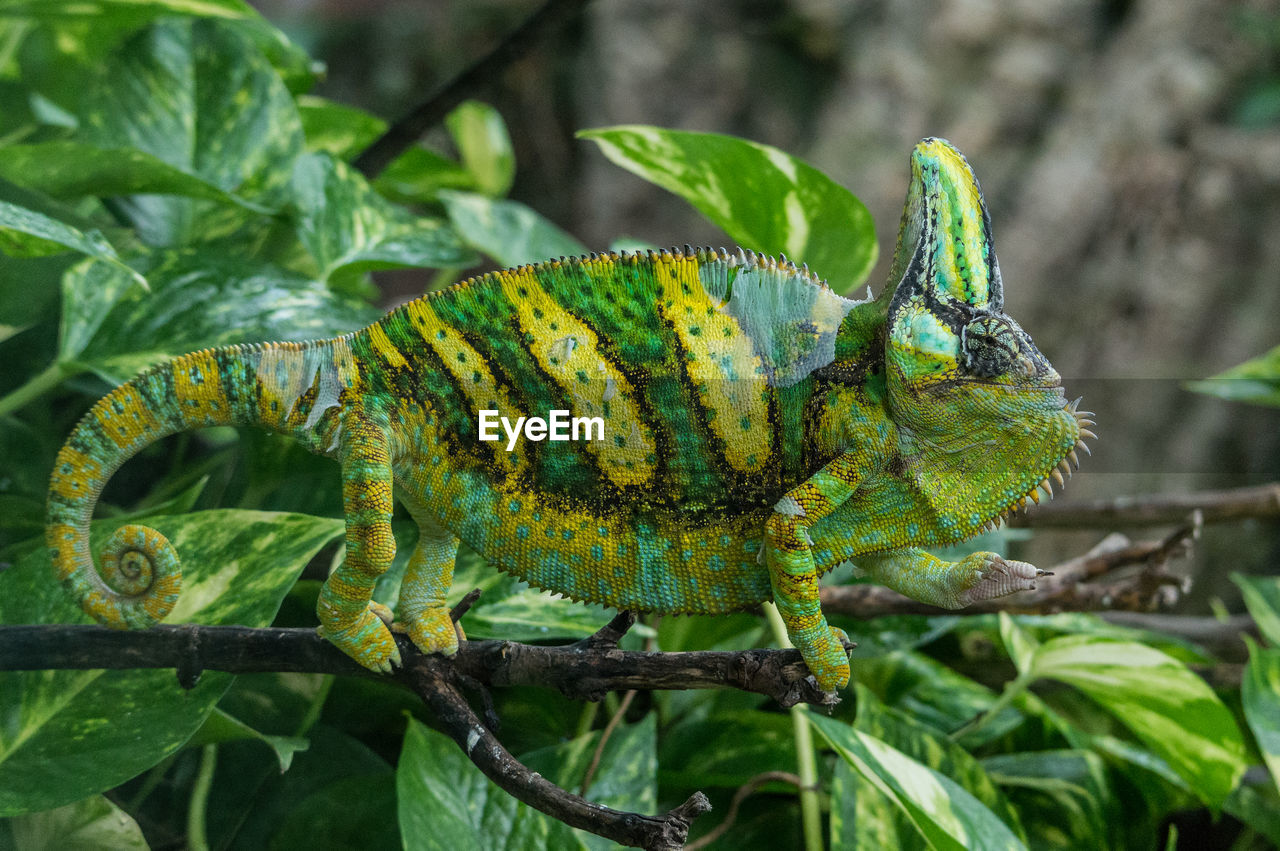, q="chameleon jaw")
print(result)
[975,397,1096,533]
